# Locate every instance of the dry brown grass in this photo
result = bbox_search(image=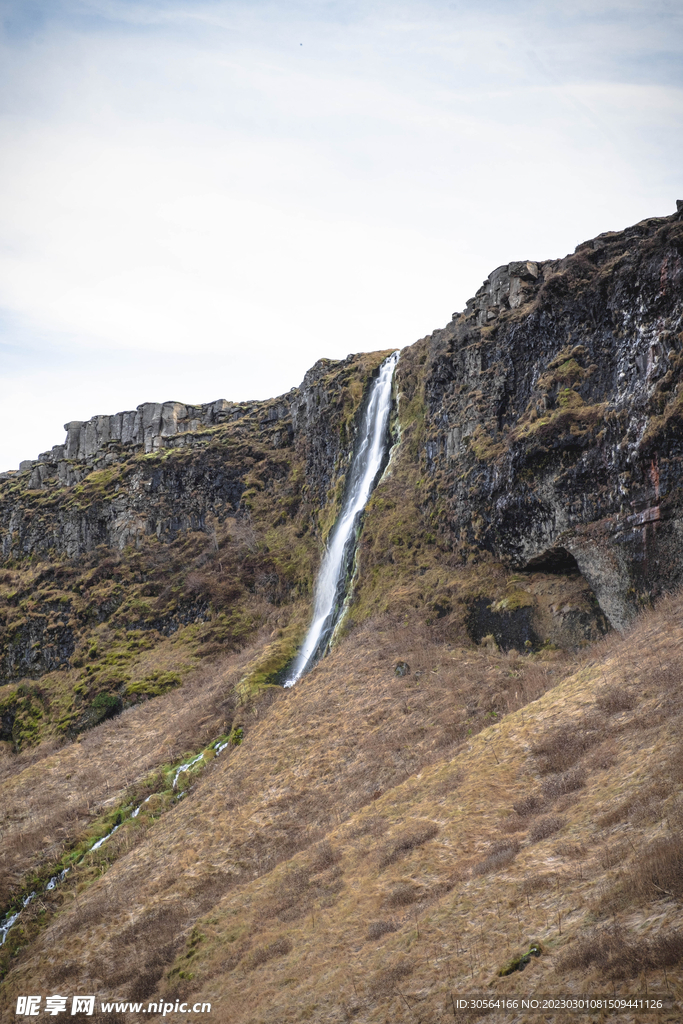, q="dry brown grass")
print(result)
[541,765,586,799]
[628,833,683,902]
[472,839,520,876]
[366,957,414,997]
[376,822,439,869]
[2,592,683,1021]
[594,683,637,714]
[244,937,293,971]
[556,925,683,980]
[530,717,603,774]
[528,814,566,843]
[365,919,399,940]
